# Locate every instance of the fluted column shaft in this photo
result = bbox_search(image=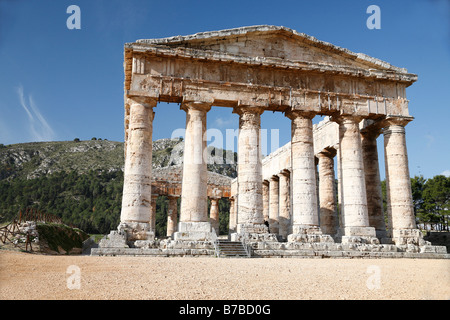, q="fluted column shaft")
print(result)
[120,97,156,240]
[278,171,291,239]
[234,107,266,234]
[209,198,220,234]
[361,129,386,238]
[336,116,377,242]
[269,176,279,234]
[228,197,236,235]
[179,102,211,223]
[383,117,422,245]
[262,181,270,222]
[287,111,319,230]
[317,152,338,236]
[167,196,178,238]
